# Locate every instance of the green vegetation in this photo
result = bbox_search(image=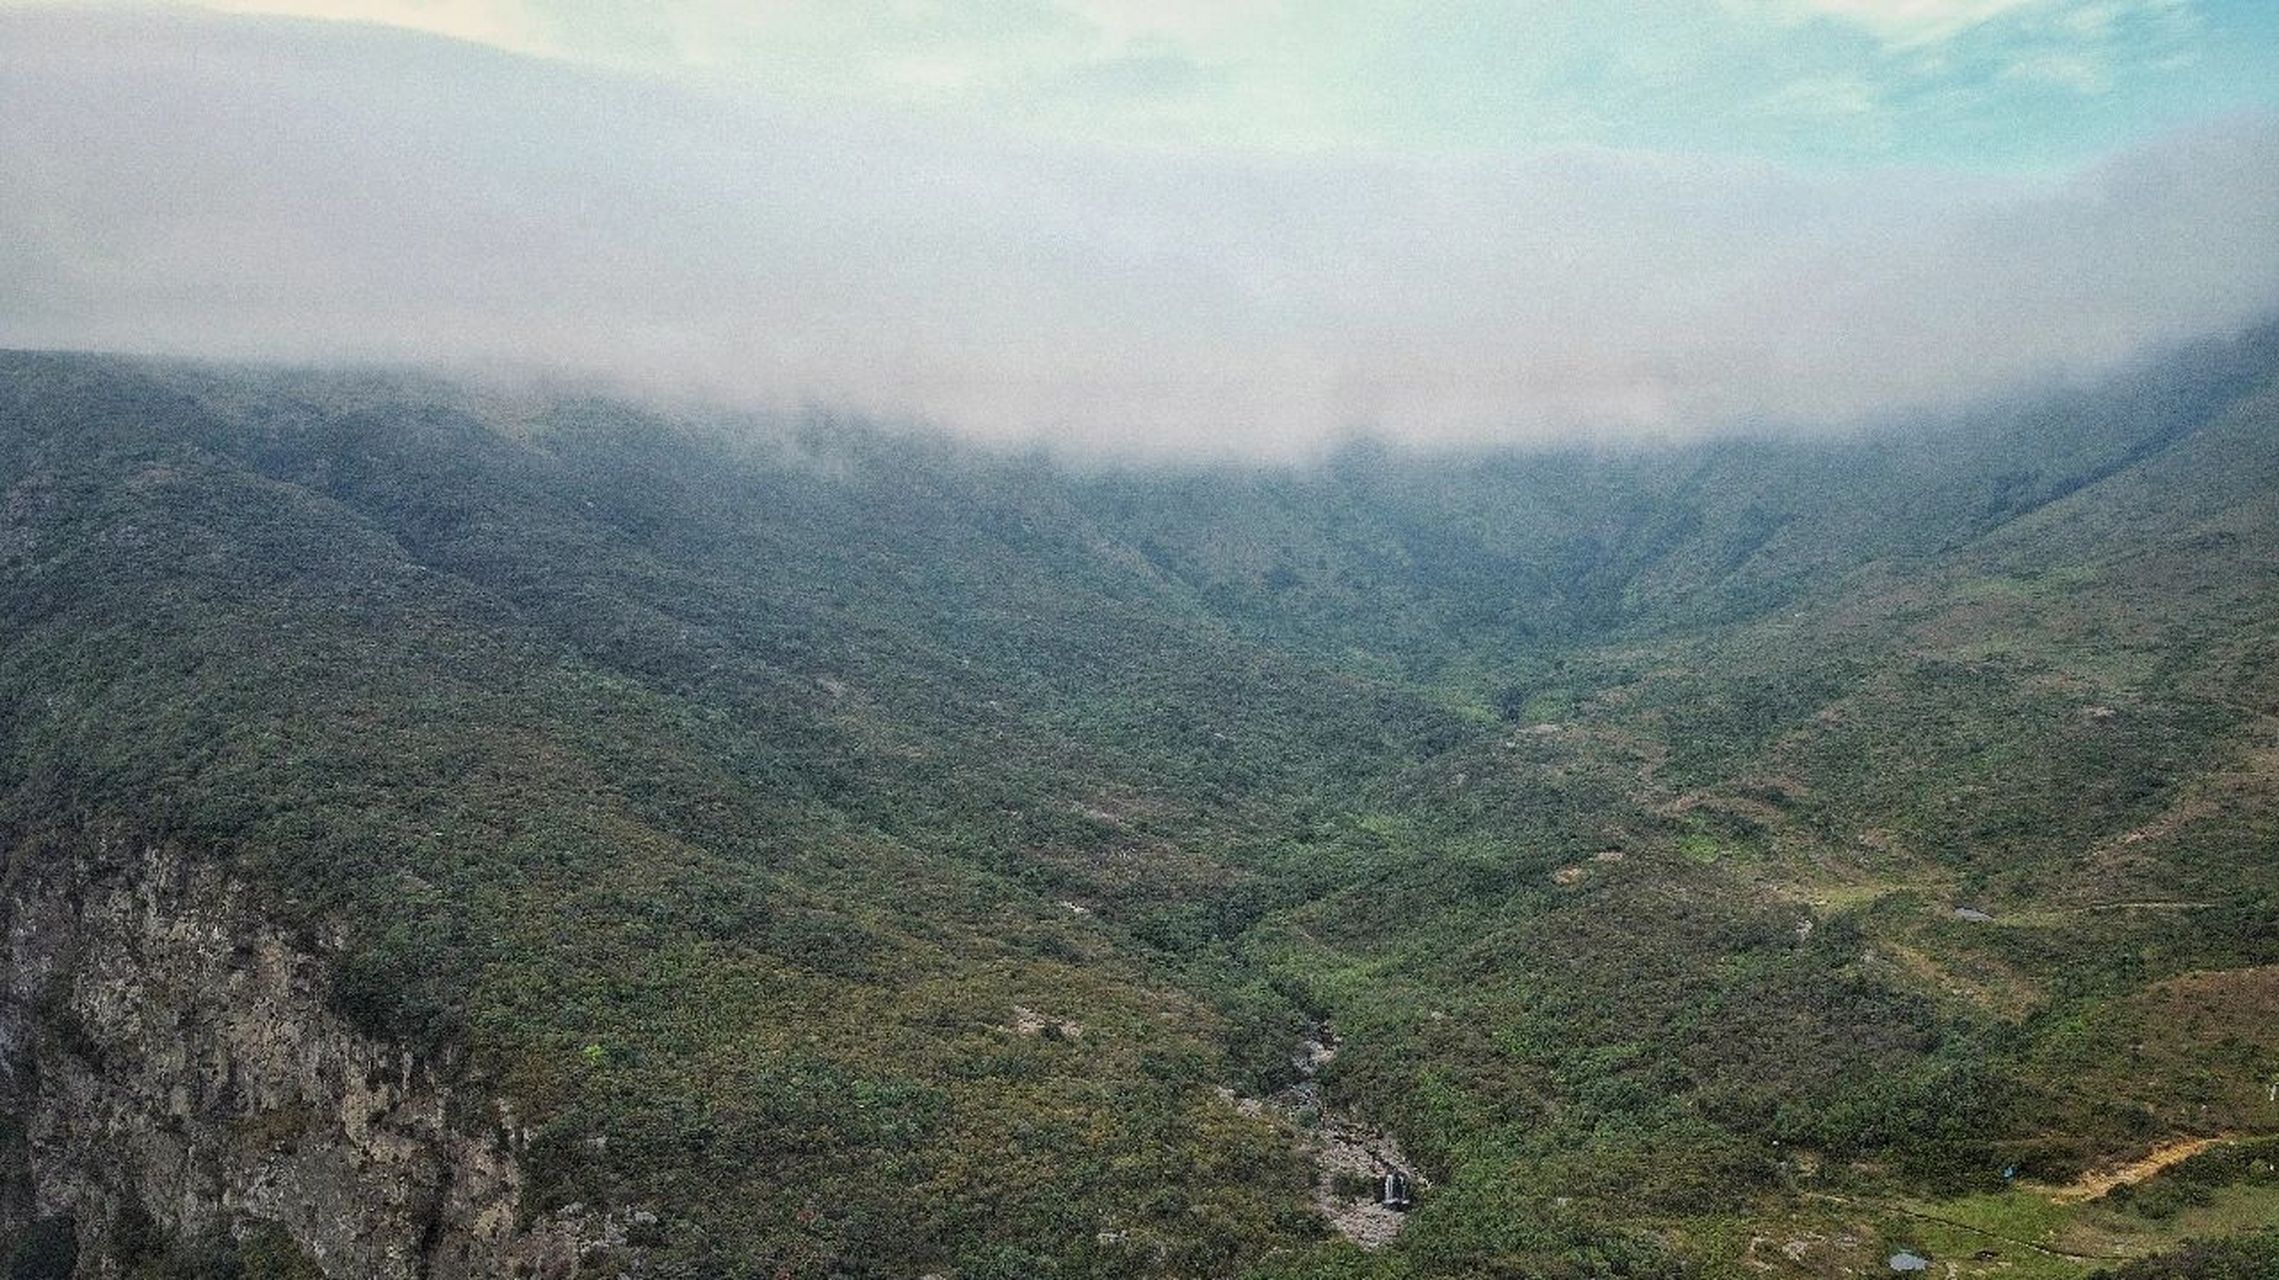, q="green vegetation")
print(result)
[106,1204,322,1280]
[3,1217,75,1280]
[2090,1230,2279,1280]
[1,322,2276,1276]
